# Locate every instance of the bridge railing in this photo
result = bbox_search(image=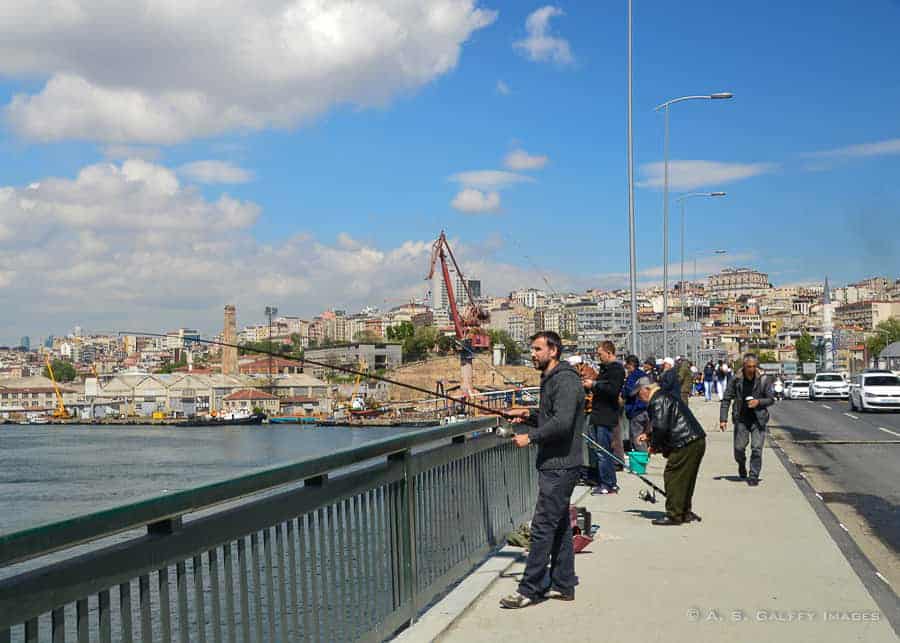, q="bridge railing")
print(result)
[0,417,537,642]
